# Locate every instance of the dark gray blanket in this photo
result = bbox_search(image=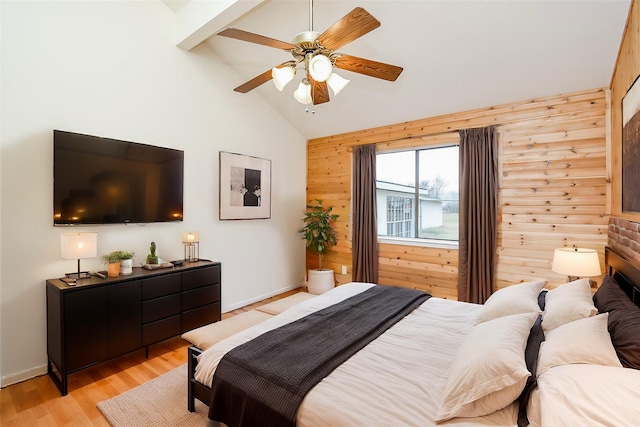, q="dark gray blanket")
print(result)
[208,285,431,427]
